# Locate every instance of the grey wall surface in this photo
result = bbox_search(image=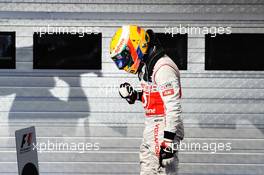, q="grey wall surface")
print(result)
[0,0,264,174]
